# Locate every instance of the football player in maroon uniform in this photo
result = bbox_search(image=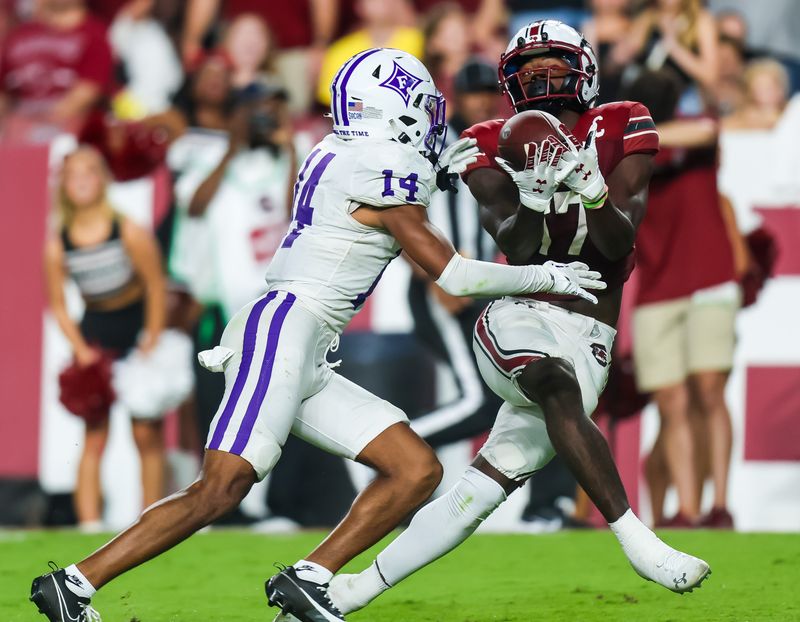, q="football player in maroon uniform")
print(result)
[316,21,710,617]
